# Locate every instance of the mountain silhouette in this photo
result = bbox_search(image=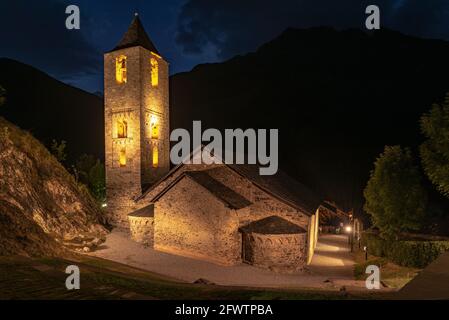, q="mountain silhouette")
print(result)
[170,27,449,215]
[0,58,104,162]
